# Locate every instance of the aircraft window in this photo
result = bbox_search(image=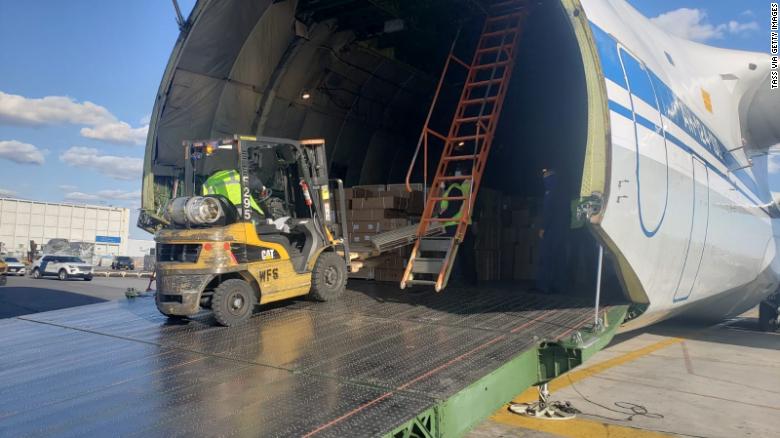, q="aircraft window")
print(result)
[664,52,675,66]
